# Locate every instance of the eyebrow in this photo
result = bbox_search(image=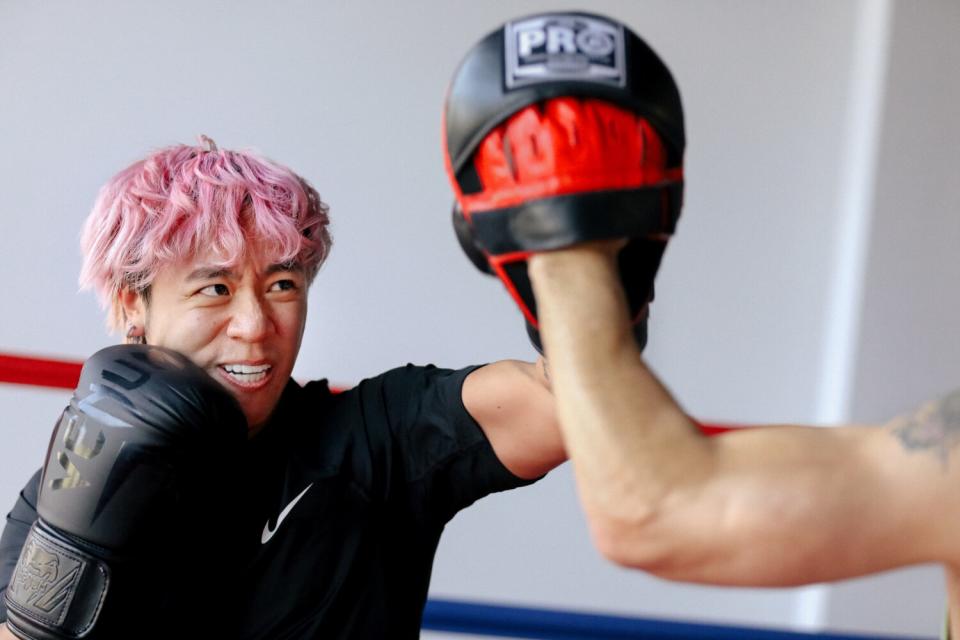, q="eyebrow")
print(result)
[265,261,302,276]
[185,261,302,282]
